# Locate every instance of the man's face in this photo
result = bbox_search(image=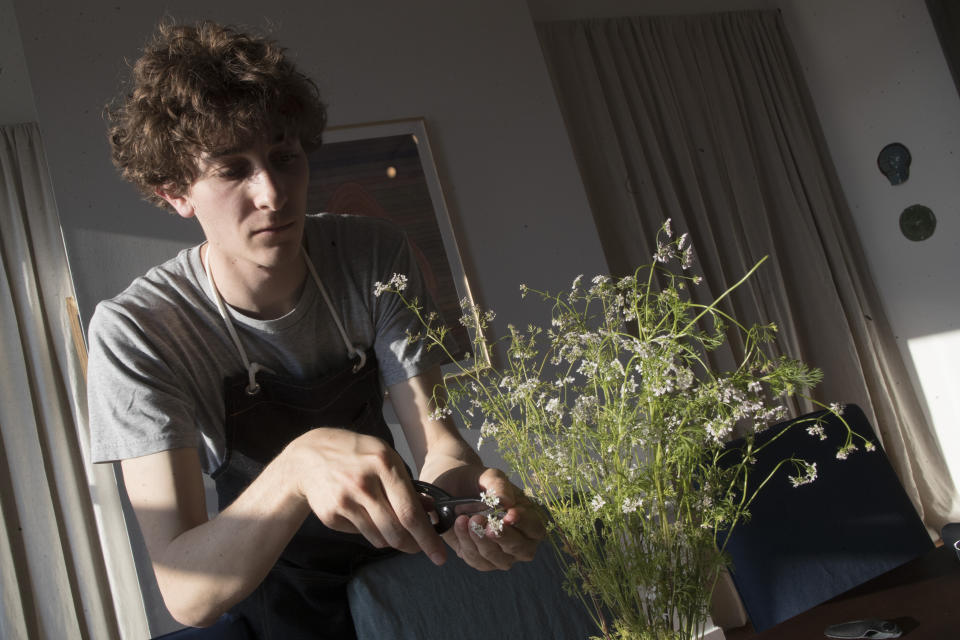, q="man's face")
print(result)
[162,134,310,272]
